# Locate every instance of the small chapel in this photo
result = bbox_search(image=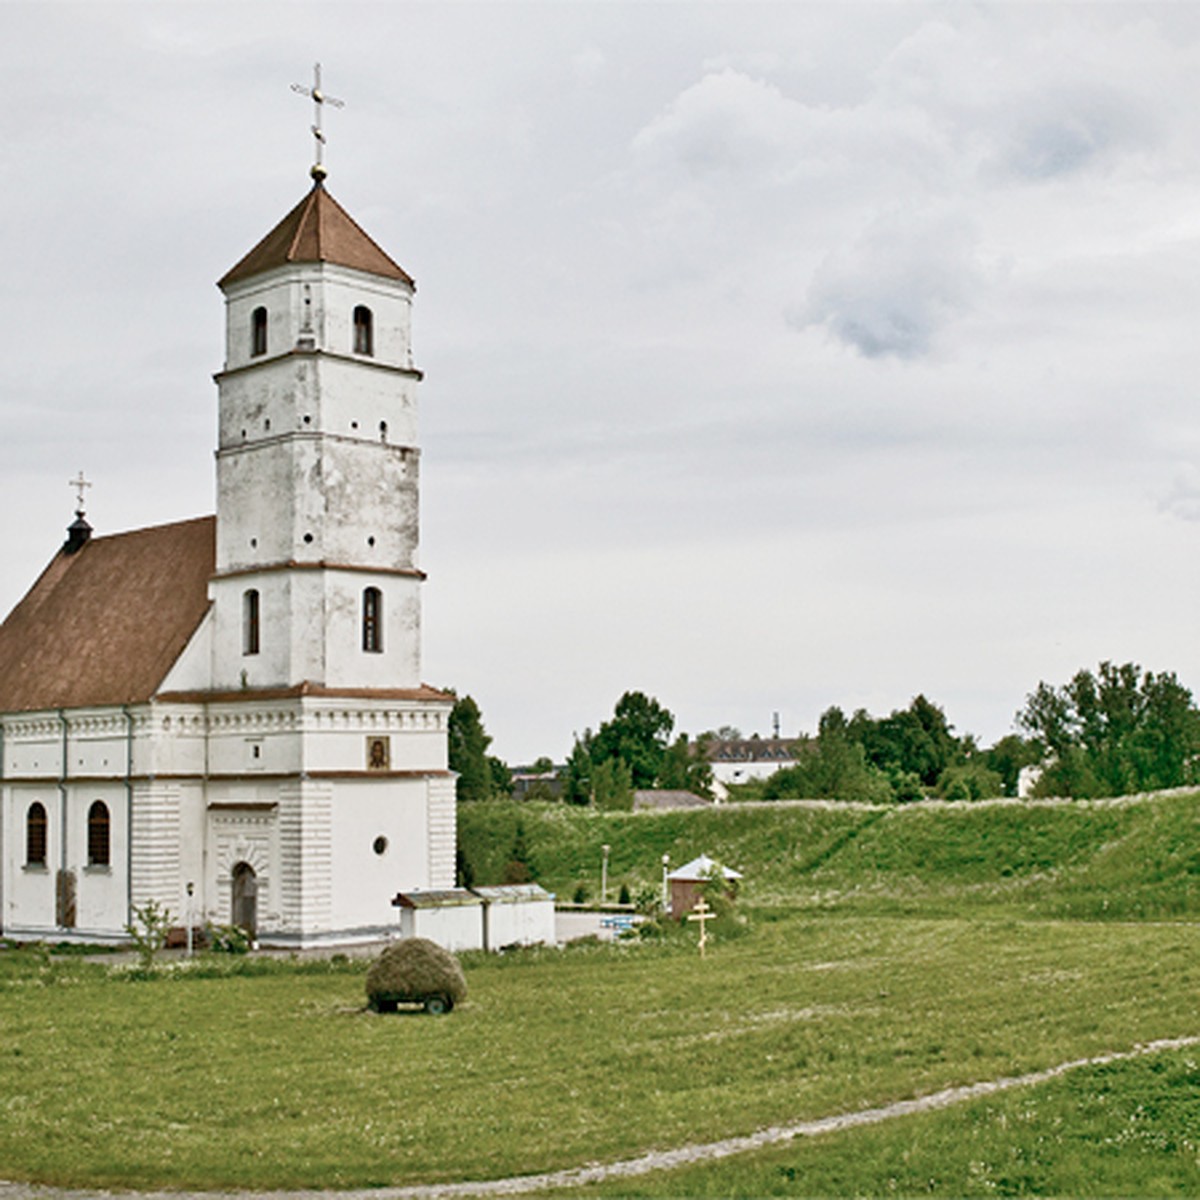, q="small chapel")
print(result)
[0,145,457,945]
